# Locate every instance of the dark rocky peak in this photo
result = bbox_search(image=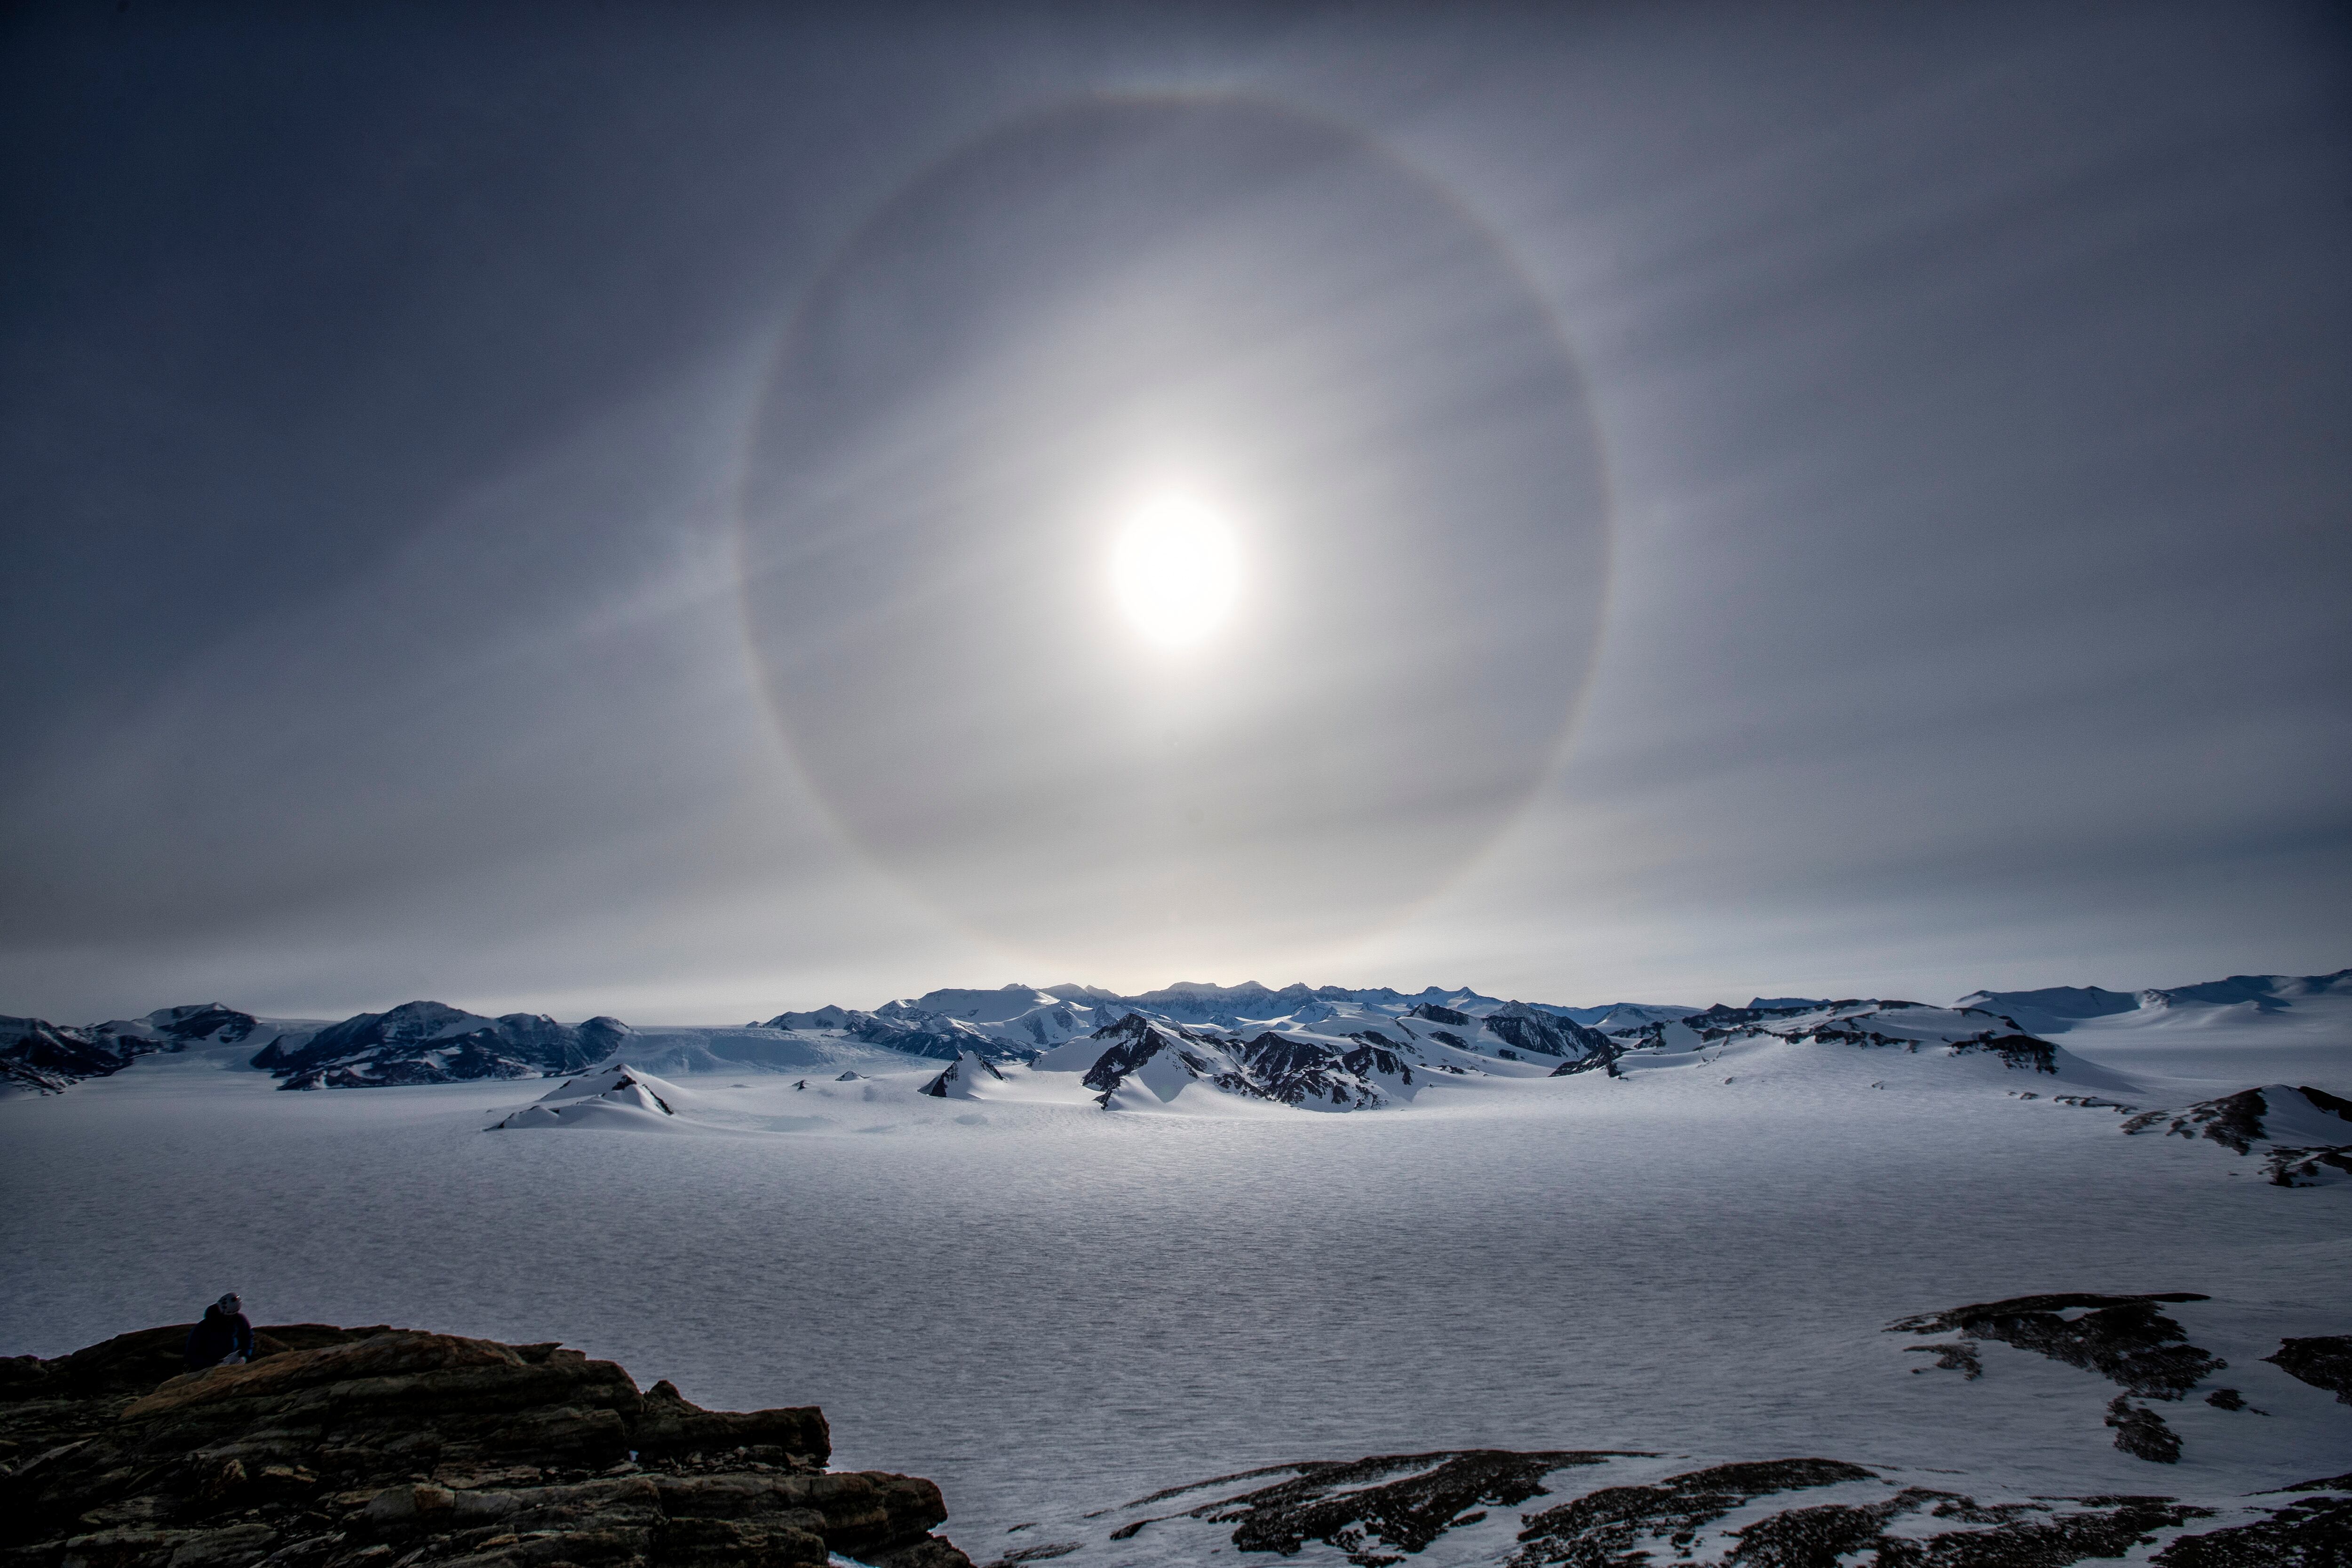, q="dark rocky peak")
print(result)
[1408,1002,1473,1027]
[134,1004,261,1046]
[1080,1014,1192,1094]
[763,1003,859,1030]
[250,1004,623,1090]
[0,1016,139,1094]
[1316,984,1401,1003]
[1683,999,1868,1035]
[920,1052,1006,1098]
[363,1001,484,1043]
[1224,1033,1413,1108]
[789,1004,1017,1065]
[1484,1004,1614,1063]
[0,1322,971,1568]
